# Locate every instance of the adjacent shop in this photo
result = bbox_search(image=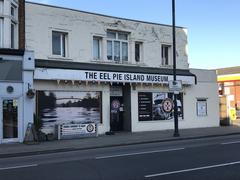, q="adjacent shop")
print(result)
[217,67,240,125]
[0,51,35,144]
